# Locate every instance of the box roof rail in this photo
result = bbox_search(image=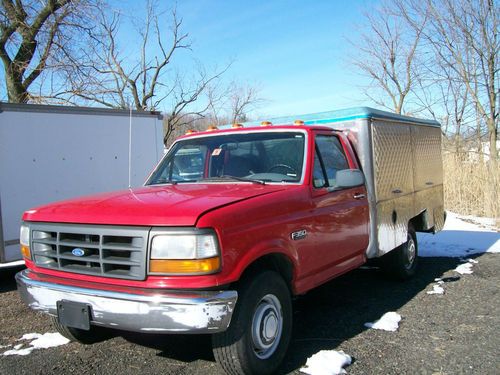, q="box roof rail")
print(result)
[237,106,440,128]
